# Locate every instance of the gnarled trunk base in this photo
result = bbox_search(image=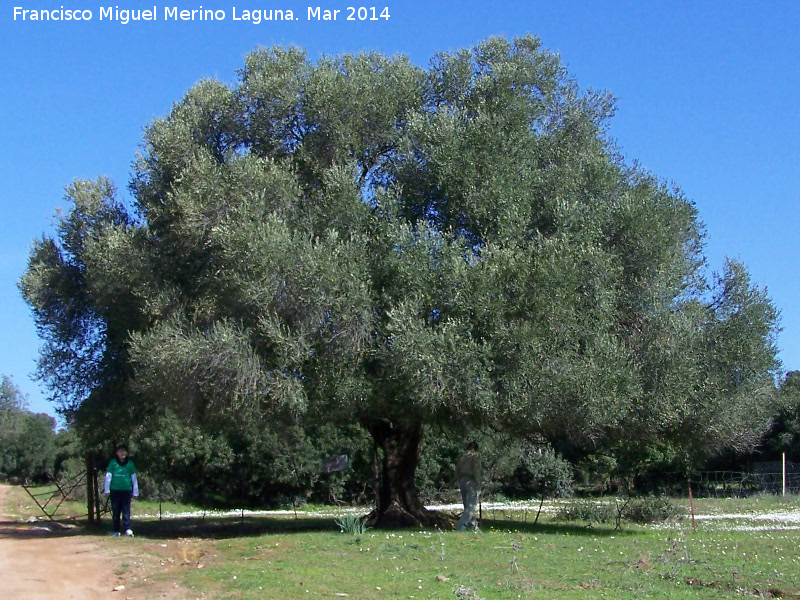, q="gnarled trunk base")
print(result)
[362,418,454,529]
[364,500,453,529]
